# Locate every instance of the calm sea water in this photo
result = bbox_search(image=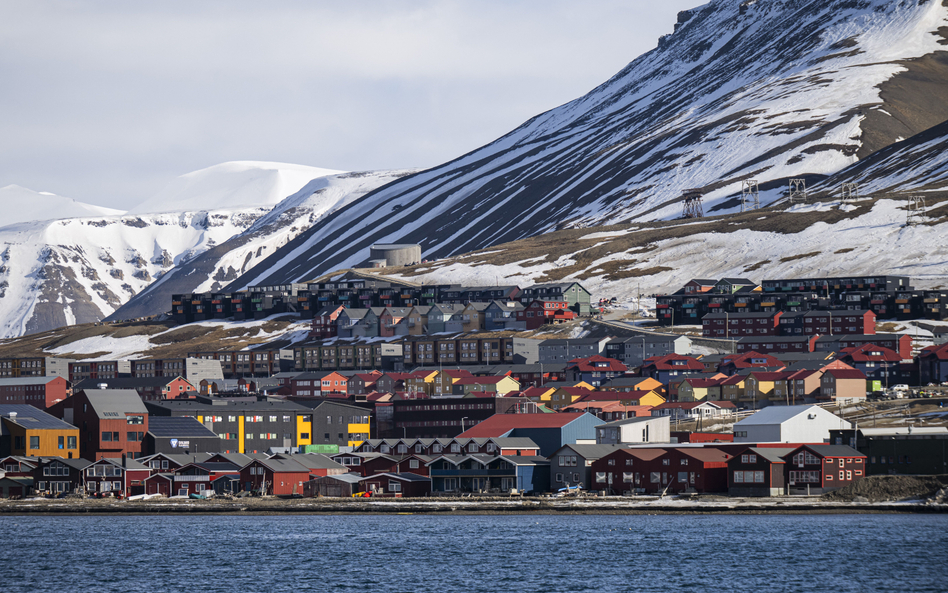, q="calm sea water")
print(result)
[1,513,945,592]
